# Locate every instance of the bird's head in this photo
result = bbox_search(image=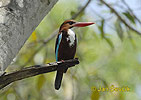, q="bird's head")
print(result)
[59,20,95,32]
